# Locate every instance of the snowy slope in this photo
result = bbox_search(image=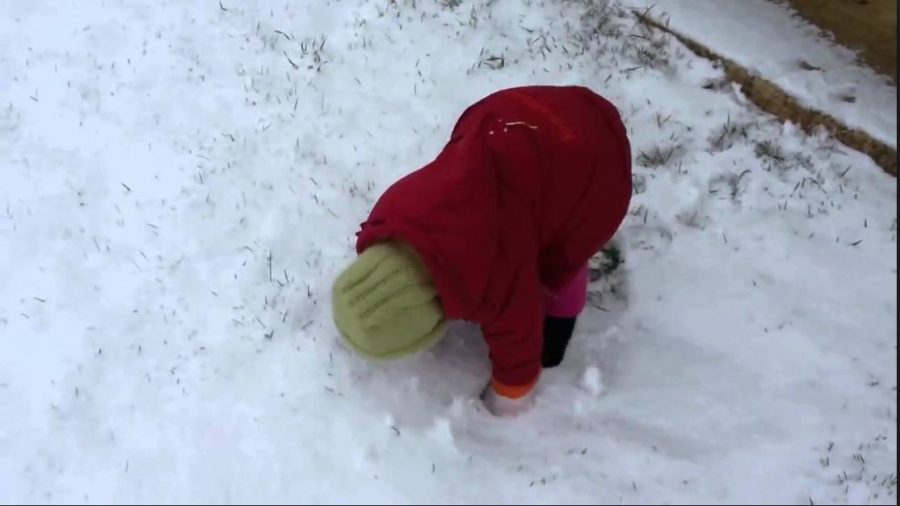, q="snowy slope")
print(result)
[626,0,897,149]
[0,0,896,504]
